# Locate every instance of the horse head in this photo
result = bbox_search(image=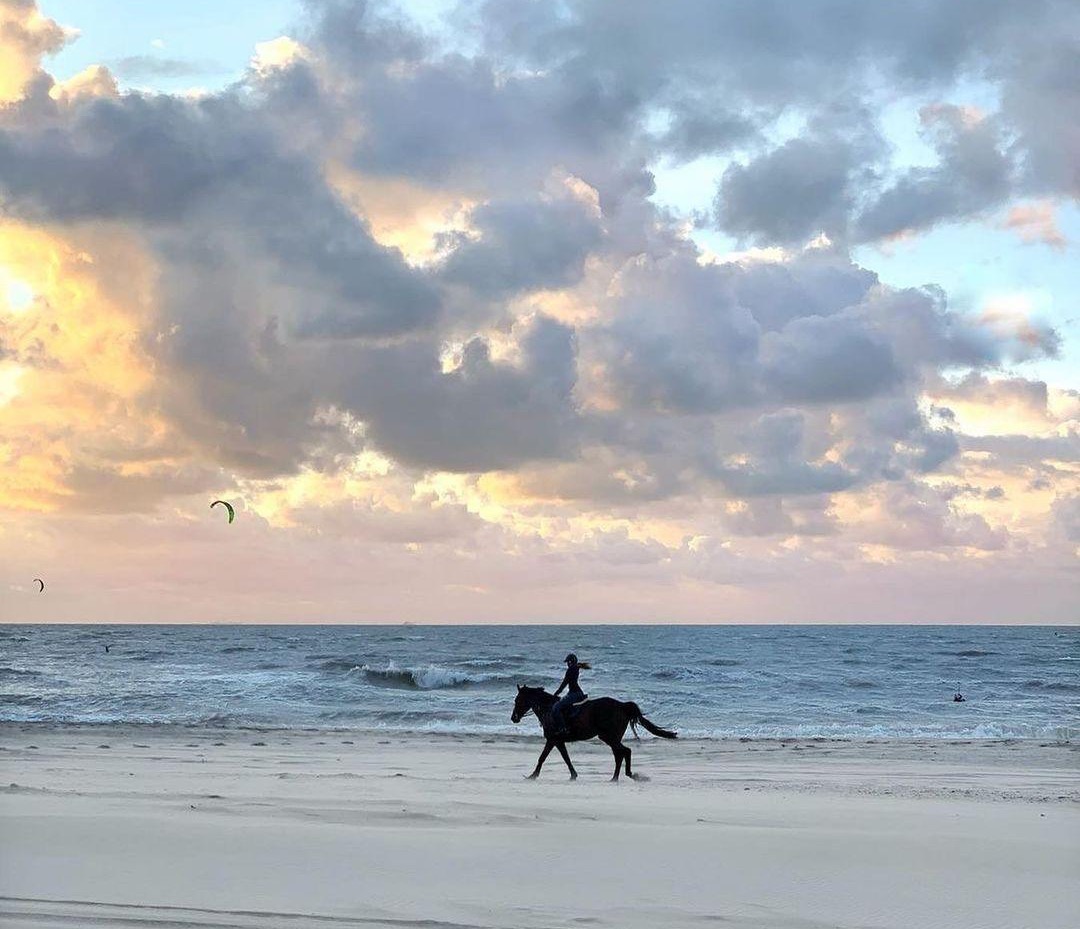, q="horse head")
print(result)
[511,684,545,723]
